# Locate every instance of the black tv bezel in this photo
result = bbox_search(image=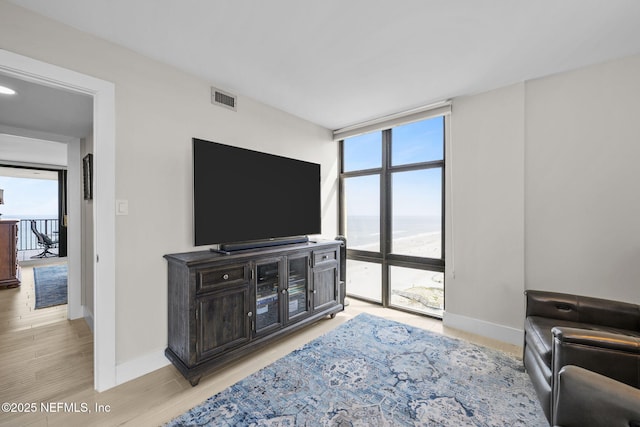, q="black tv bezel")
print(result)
[192,138,322,249]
